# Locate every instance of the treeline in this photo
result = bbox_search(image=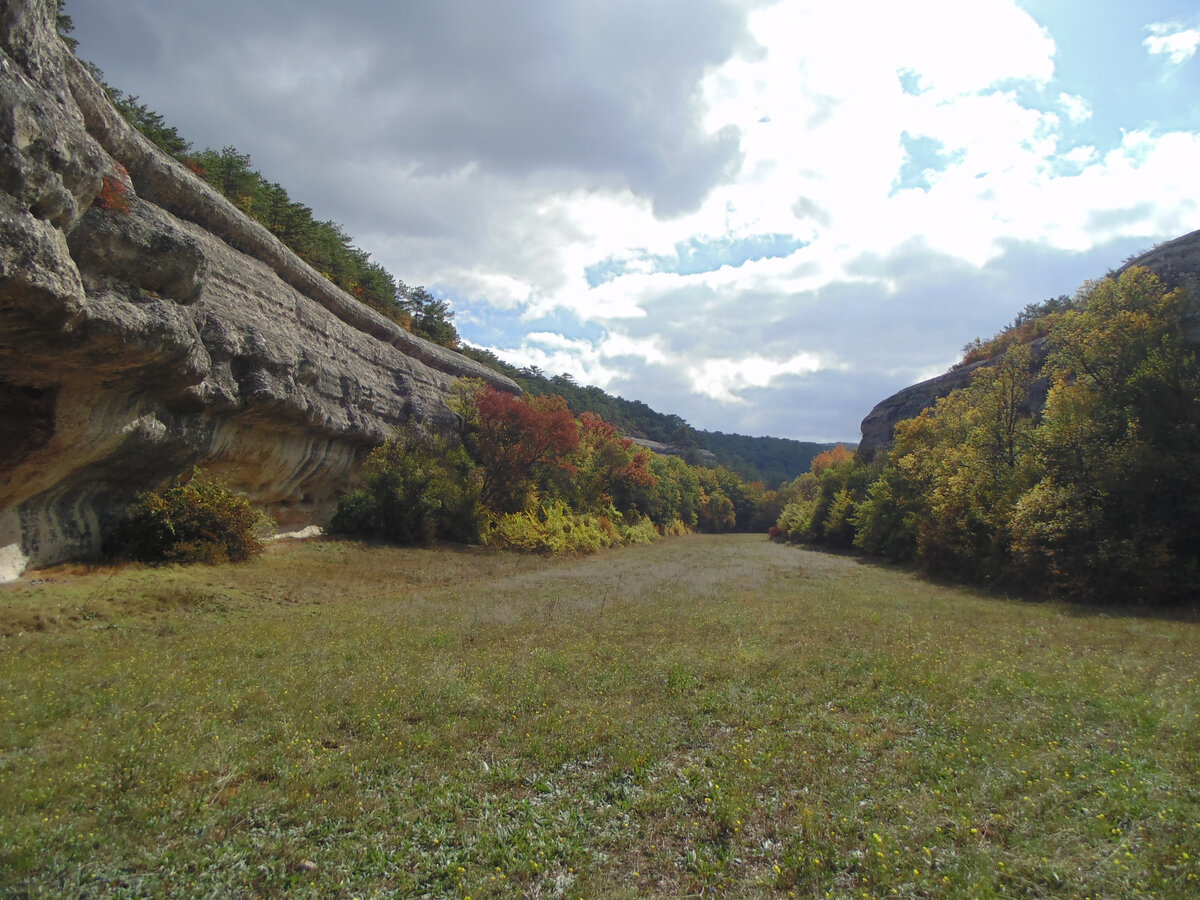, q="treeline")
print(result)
[956,294,1076,368]
[698,430,840,487]
[460,348,837,484]
[330,380,785,553]
[775,268,1200,605]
